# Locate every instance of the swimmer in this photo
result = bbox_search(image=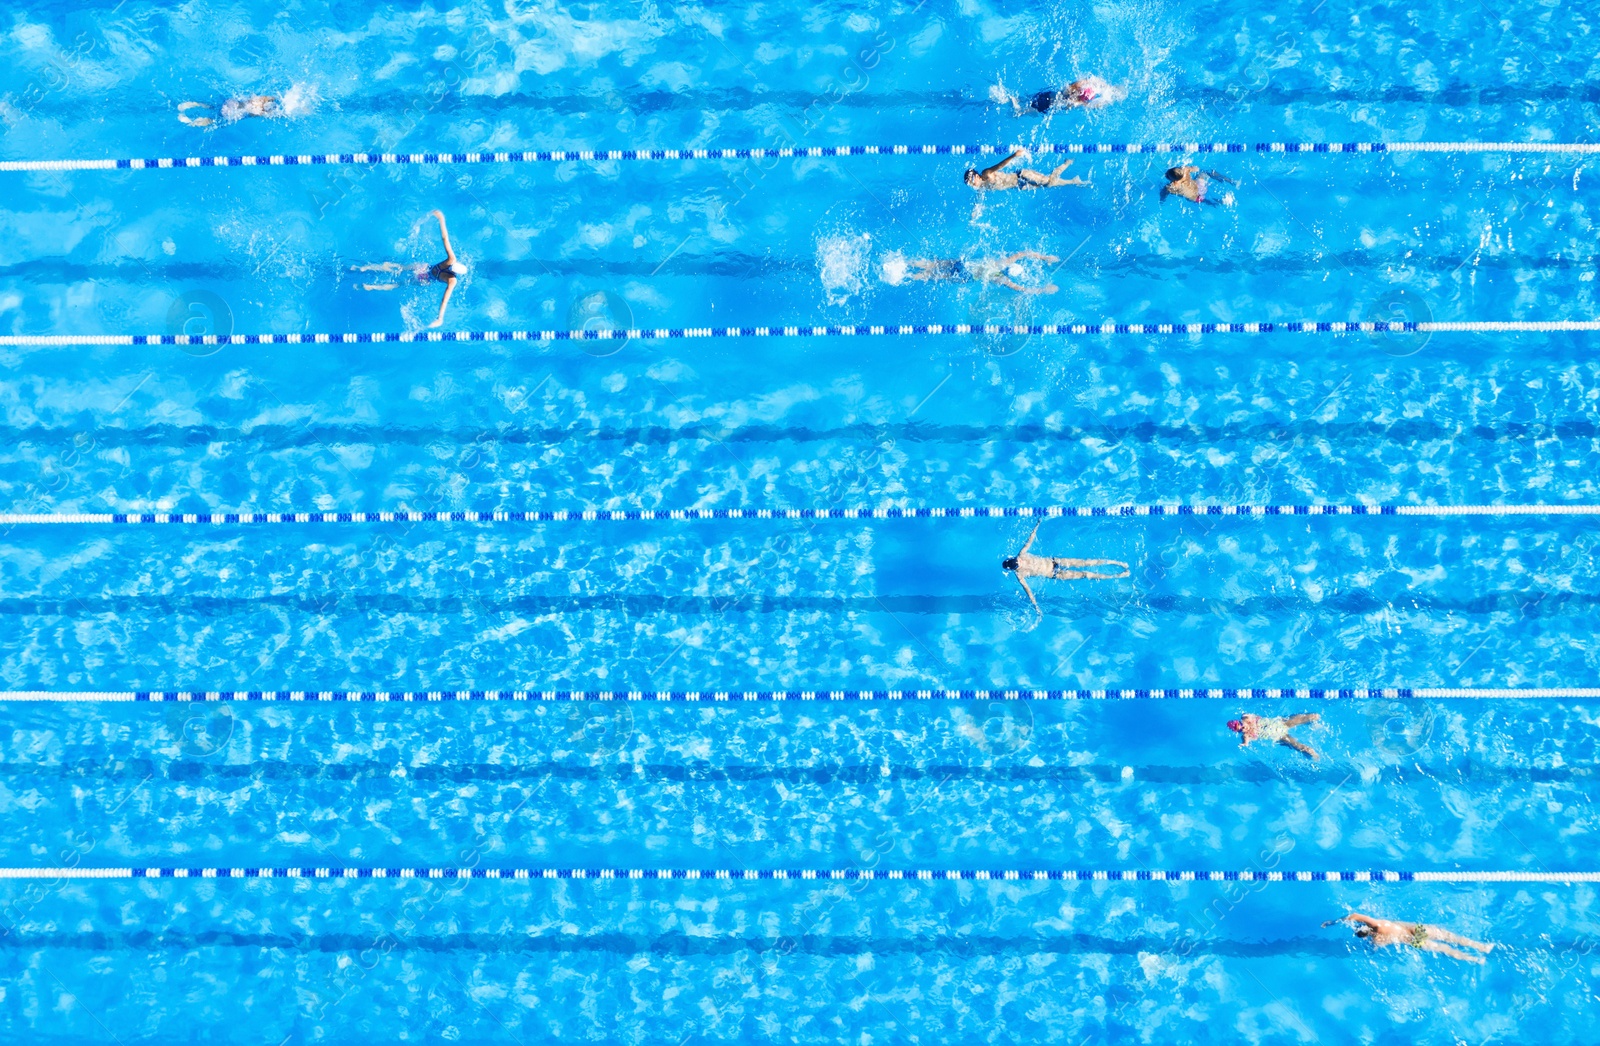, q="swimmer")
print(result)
[898,251,1059,294]
[1161,164,1236,206]
[1227,713,1321,760]
[177,95,282,127]
[1003,522,1130,613]
[993,76,1126,115]
[1323,914,1495,965]
[966,149,1088,192]
[352,210,467,329]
